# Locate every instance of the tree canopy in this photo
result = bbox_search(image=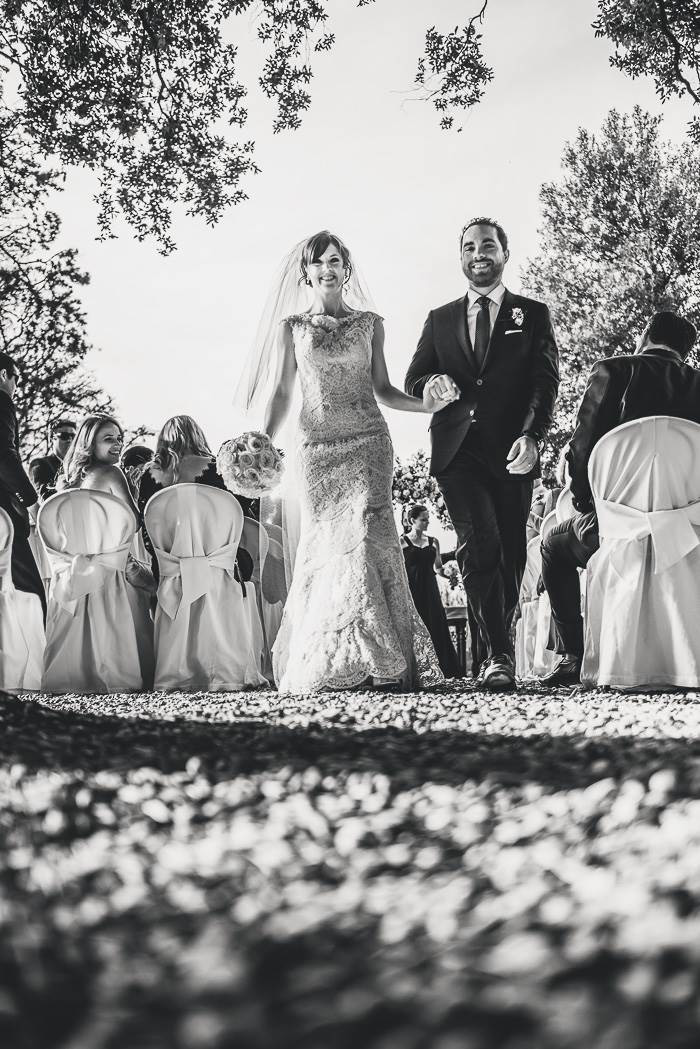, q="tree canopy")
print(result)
[522,106,700,474]
[0,113,113,456]
[594,0,700,142]
[0,1,492,253]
